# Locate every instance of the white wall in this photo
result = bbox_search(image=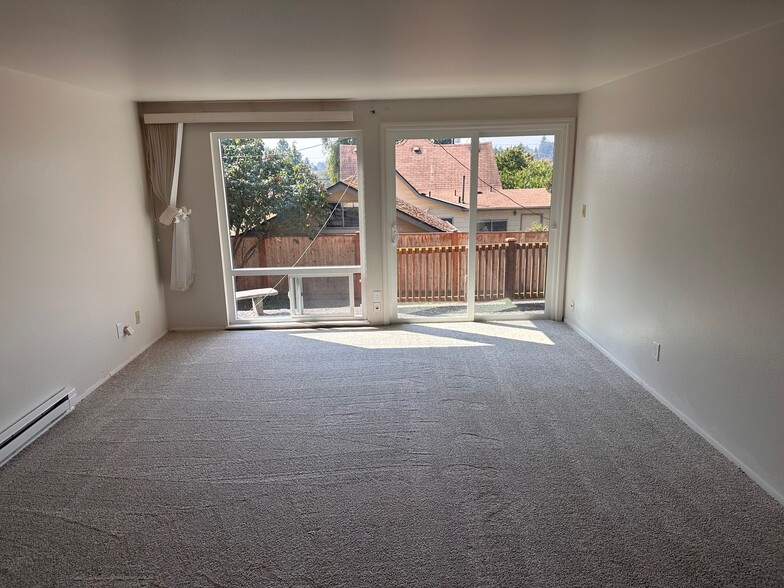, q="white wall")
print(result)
[145,95,578,329]
[0,68,167,433]
[565,23,784,501]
